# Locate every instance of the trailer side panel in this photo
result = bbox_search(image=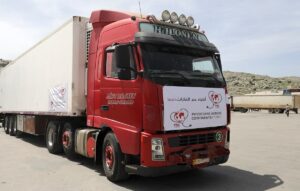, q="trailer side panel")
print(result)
[0,17,88,116]
[232,95,294,109]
